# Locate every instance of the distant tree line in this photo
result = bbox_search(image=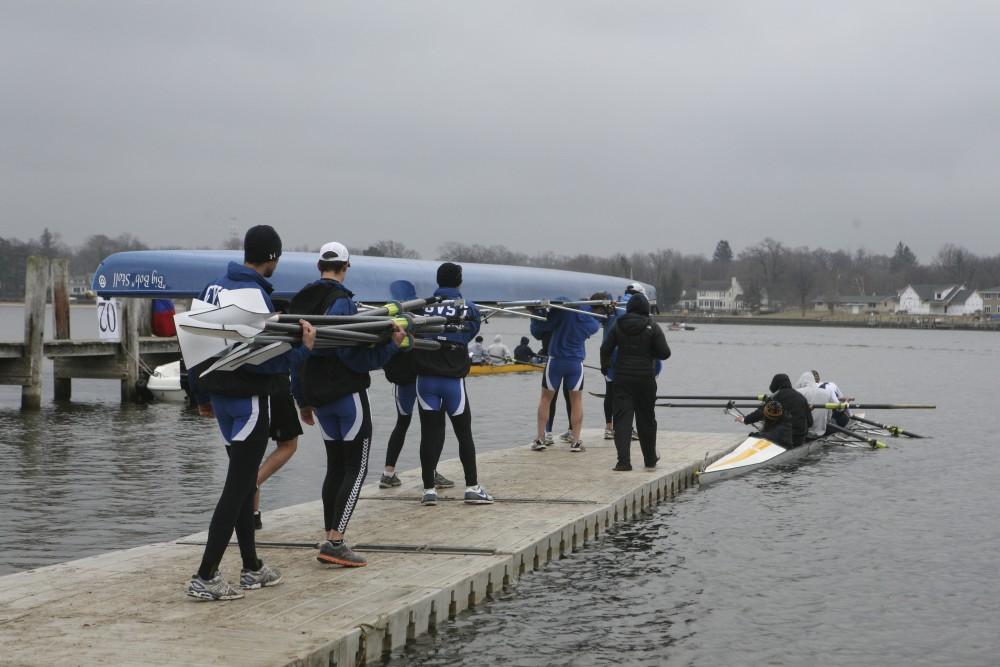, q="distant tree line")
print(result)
[2,228,1000,310]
